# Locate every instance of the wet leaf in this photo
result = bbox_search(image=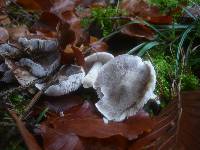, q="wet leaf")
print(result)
[72,45,85,67]
[121,0,162,17]
[177,91,200,149]
[40,101,155,141]
[121,24,155,40]
[43,94,84,113]
[147,16,173,25]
